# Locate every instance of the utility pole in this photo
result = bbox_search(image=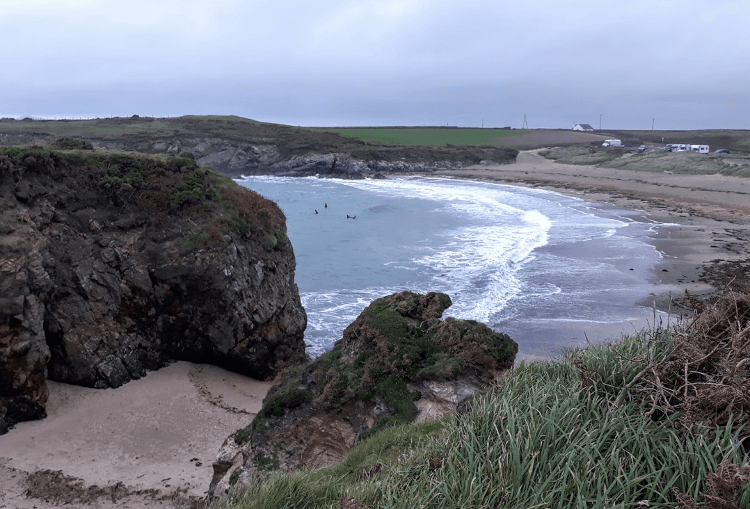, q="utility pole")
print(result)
[652,118,655,130]
[599,114,602,131]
